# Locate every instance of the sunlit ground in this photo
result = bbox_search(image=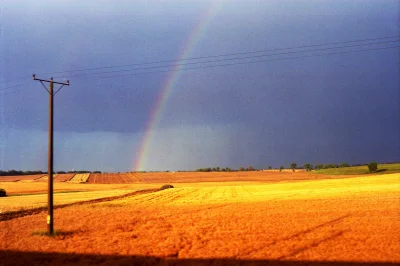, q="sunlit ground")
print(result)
[0,173,399,264]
